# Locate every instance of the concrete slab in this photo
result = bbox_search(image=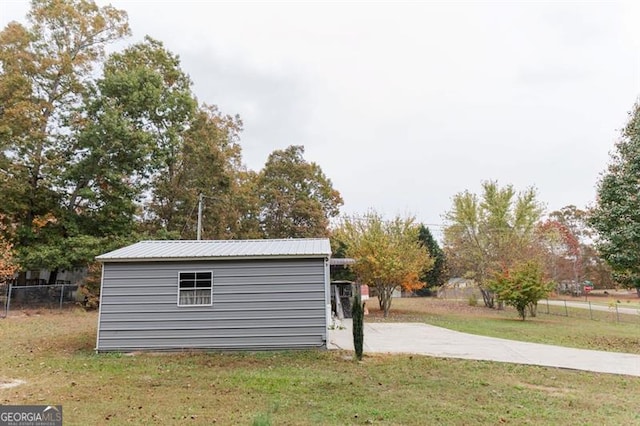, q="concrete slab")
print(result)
[328,320,640,377]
